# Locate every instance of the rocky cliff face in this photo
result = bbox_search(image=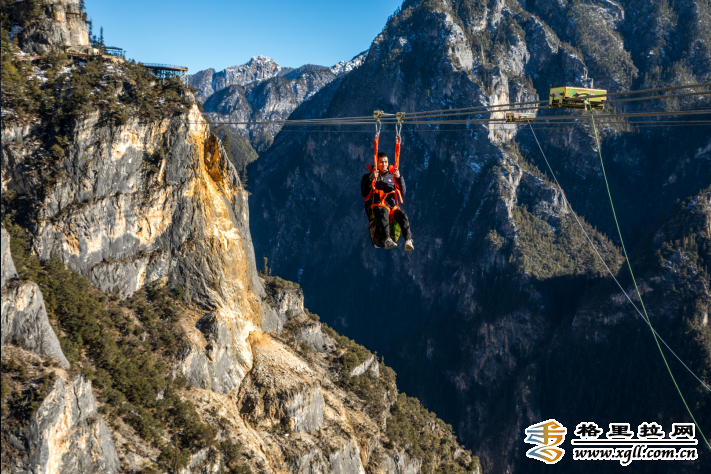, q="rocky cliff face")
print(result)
[10,0,90,56]
[188,56,282,103]
[2,73,274,396]
[2,16,474,474]
[1,347,120,474]
[249,1,711,473]
[2,227,119,474]
[1,227,69,369]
